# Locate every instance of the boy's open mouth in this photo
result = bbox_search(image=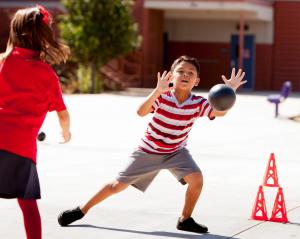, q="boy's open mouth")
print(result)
[181,80,189,83]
